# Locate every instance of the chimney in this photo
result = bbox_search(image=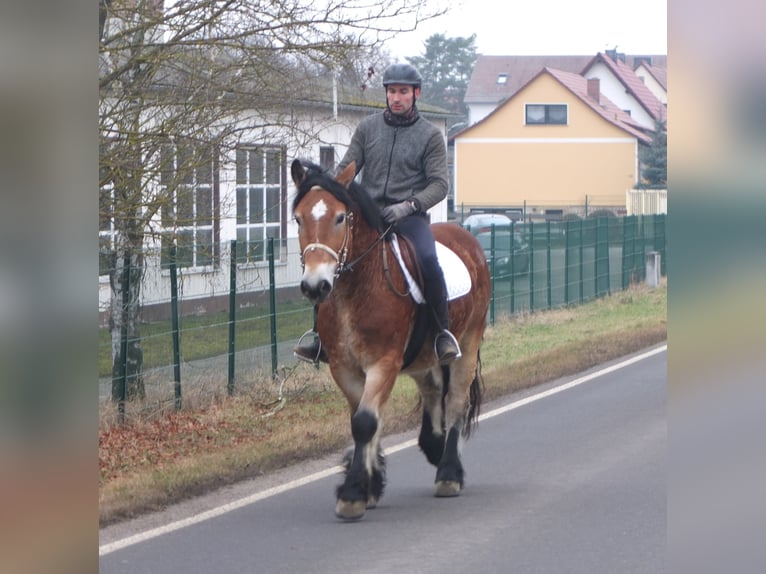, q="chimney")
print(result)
[587,78,600,103]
